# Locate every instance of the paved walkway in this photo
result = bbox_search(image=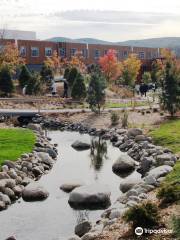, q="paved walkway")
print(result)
[0,105,159,117]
